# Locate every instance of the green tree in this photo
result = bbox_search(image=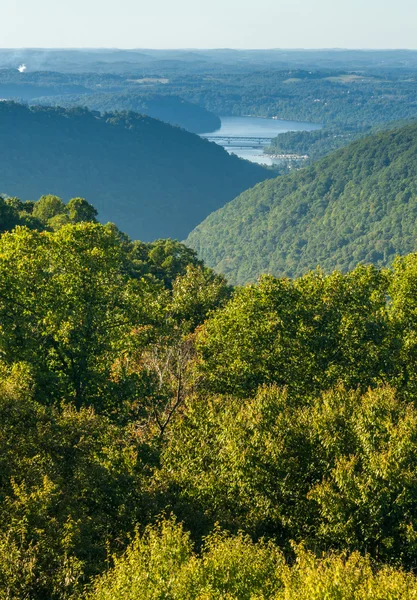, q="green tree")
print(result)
[126,239,202,288]
[88,518,284,600]
[0,363,154,600]
[67,197,98,223]
[88,518,417,600]
[32,195,66,223]
[161,386,319,542]
[0,195,20,232]
[389,252,417,397]
[0,223,165,411]
[196,267,392,398]
[171,264,230,332]
[310,386,417,566]
[162,384,417,566]
[147,240,202,288]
